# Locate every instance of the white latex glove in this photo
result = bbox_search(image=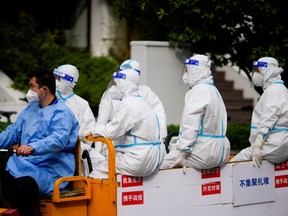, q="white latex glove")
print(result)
[171,151,187,174]
[94,141,104,152]
[252,134,264,168]
[79,128,93,143]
